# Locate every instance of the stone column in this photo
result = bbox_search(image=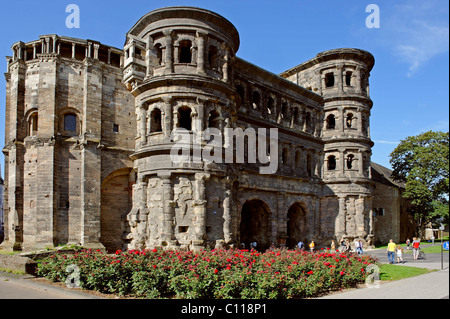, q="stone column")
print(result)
[192,173,210,249]
[222,48,230,82]
[223,188,232,244]
[138,104,147,147]
[337,65,344,93]
[336,195,347,239]
[158,171,176,247]
[163,30,174,74]
[162,96,172,140]
[72,43,76,59]
[339,148,345,176]
[196,31,206,75]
